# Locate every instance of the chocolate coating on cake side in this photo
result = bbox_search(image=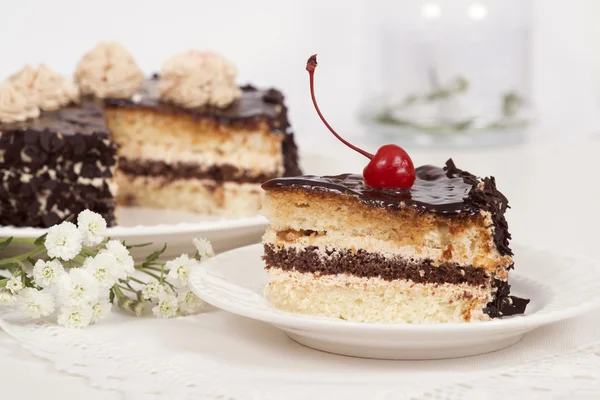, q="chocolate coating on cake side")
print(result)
[484,279,530,318]
[262,159,513,256]
[0,102,118,227]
